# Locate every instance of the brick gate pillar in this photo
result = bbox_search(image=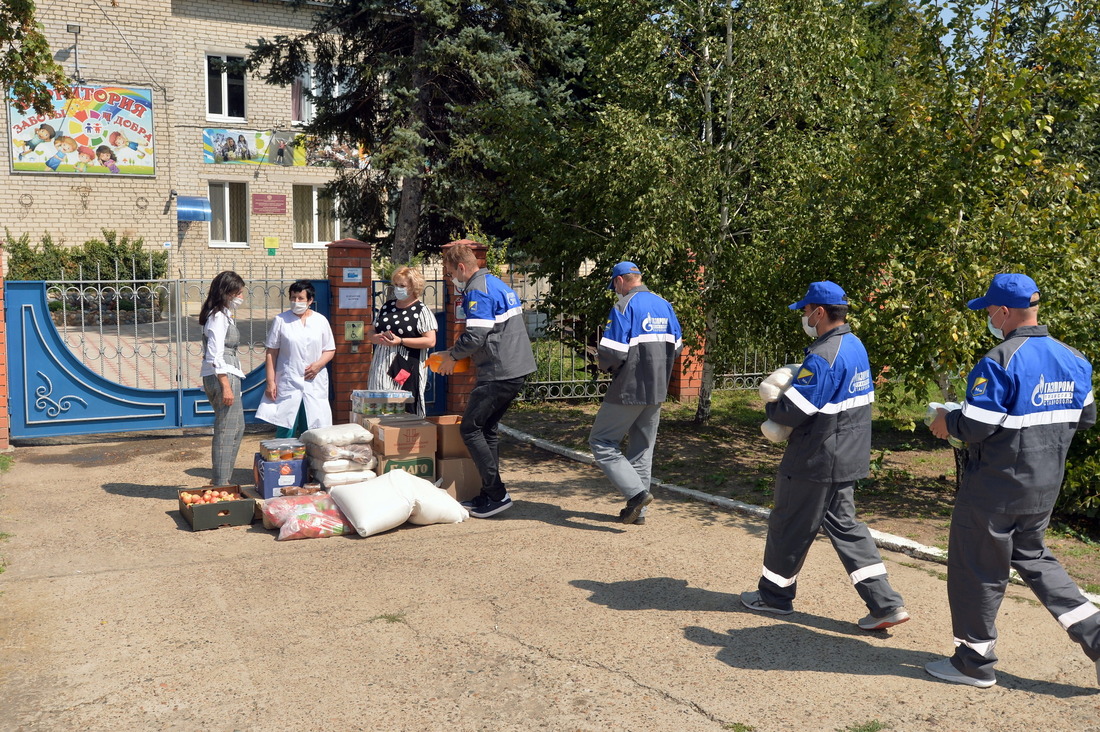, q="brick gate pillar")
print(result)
[326,239,373,421]
[441,239,486,414]
[667,259,704,402]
